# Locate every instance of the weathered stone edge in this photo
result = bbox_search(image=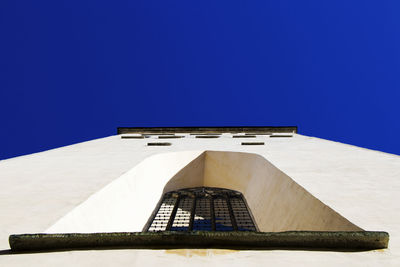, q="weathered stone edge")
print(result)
[9,231,388,251]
